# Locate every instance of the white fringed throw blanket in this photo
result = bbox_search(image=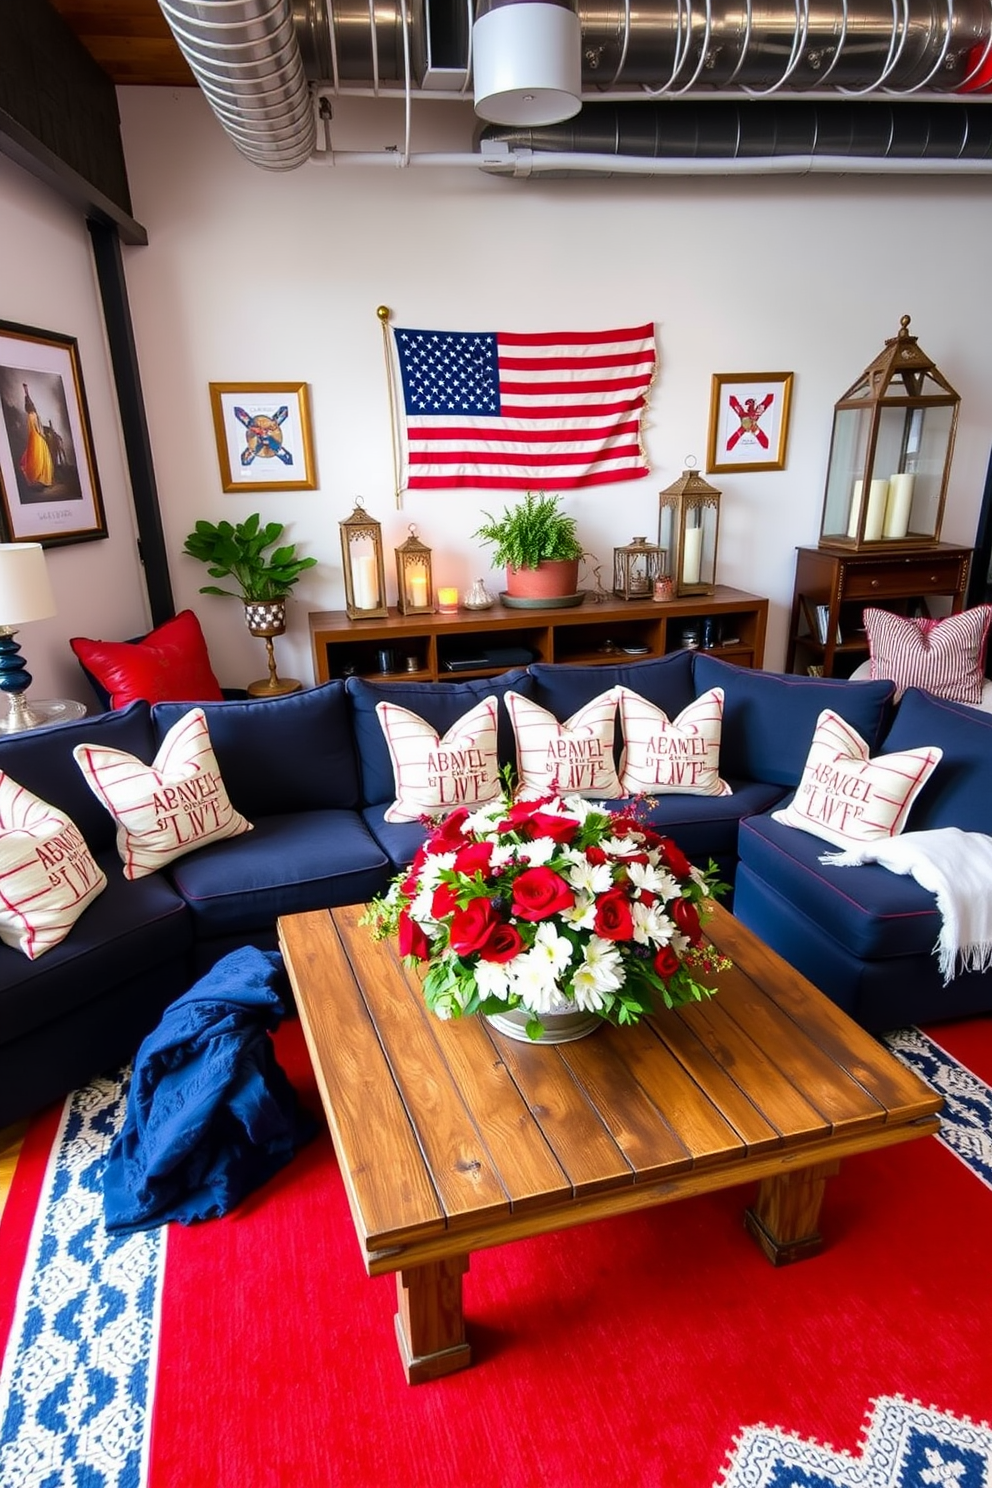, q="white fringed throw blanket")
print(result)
[820,828,992,984]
